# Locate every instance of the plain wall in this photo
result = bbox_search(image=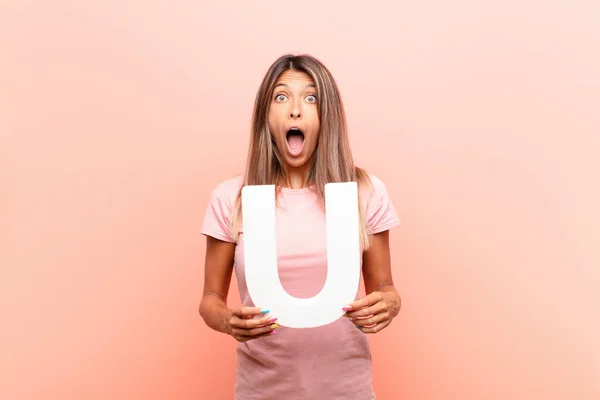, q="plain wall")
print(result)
[1,1,599,399]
